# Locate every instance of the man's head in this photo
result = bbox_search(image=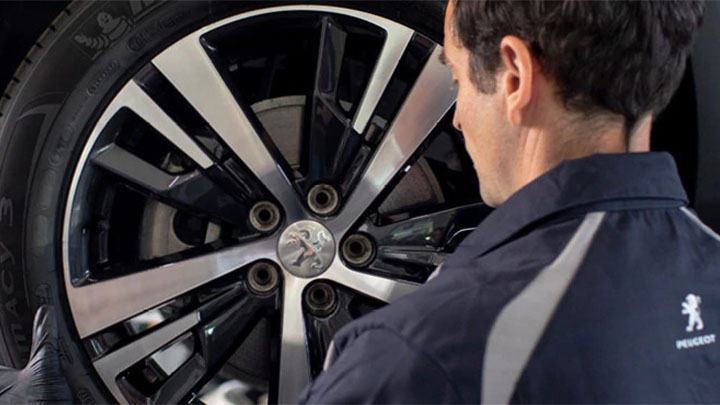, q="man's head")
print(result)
[442,0,704,207]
